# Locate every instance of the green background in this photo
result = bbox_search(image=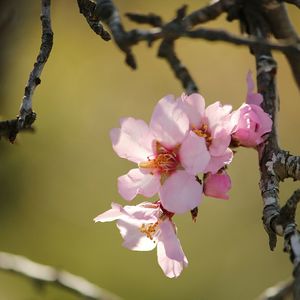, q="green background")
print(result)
[0,1,299,299]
